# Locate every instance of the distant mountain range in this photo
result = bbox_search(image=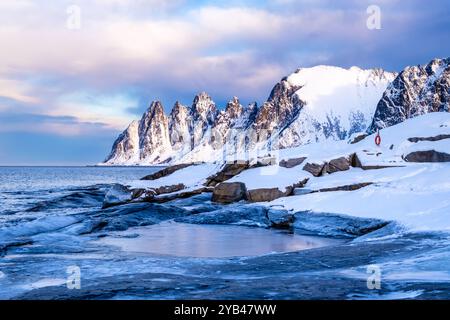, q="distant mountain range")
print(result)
[102,57,450,165]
